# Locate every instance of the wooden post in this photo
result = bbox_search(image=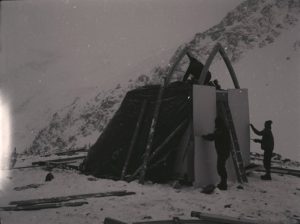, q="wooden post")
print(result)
[128,119,189,182]
[138,45,189,184]
[121,100,147,180]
